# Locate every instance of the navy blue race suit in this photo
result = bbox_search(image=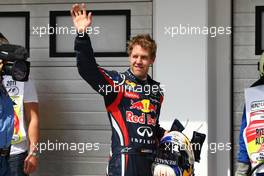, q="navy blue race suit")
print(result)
[0,84,14,176]
[75,34,165,176]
